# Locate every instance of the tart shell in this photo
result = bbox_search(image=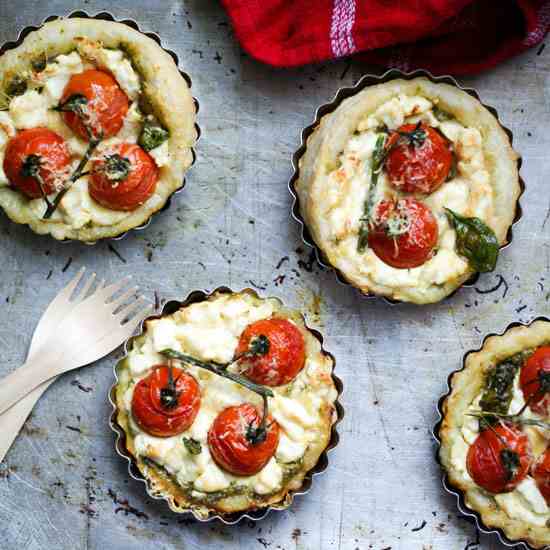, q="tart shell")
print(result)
[289,69,524,305]
[0,11,199,243]
[109,286,344,524]
[434,318,550,550]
